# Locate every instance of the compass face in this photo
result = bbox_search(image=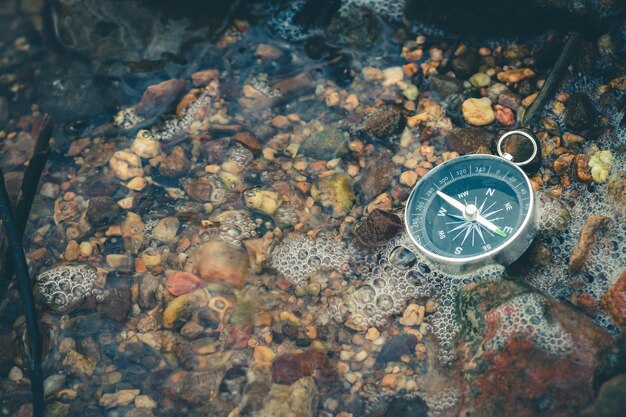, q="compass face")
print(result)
[404,154,534,266]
